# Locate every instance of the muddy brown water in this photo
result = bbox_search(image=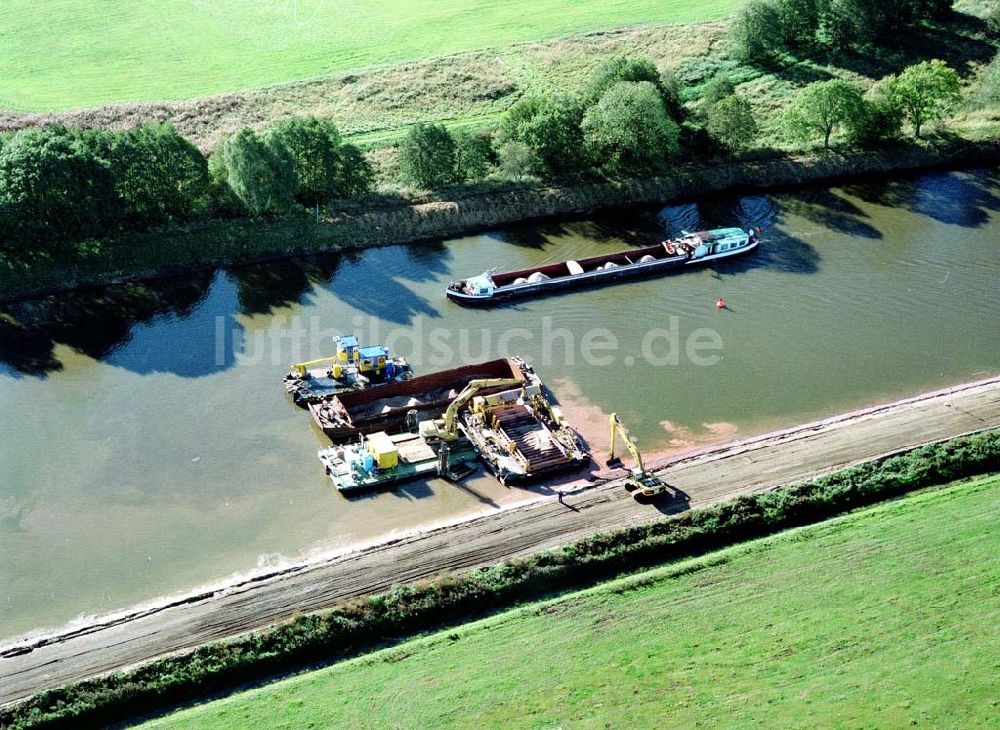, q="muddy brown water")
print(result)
[1,168,997,641]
